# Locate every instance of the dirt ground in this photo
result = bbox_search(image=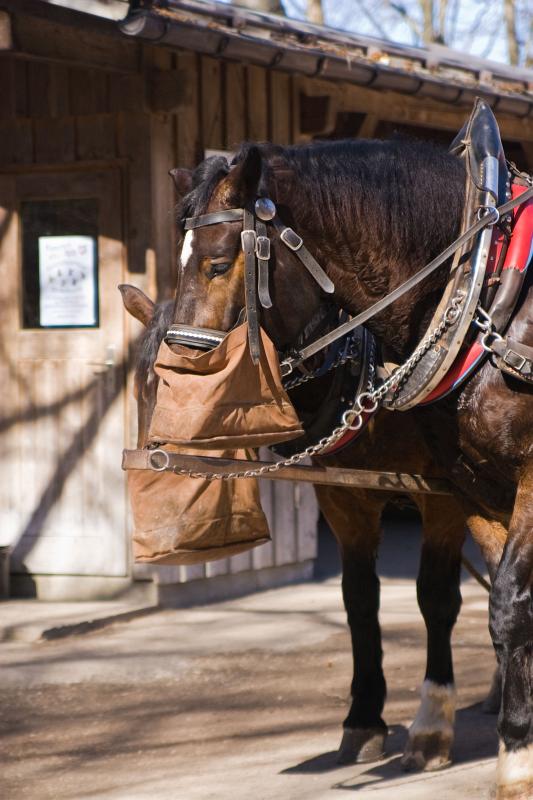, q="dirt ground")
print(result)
[0,529,499,800]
